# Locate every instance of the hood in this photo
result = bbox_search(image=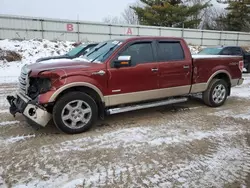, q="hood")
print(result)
[36,55,70,62]
[27,58,104,76]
